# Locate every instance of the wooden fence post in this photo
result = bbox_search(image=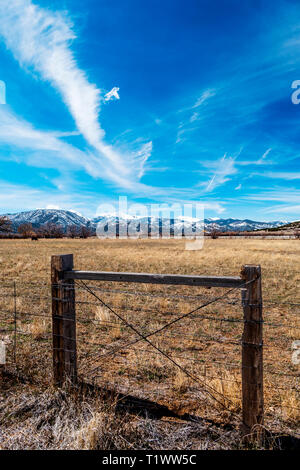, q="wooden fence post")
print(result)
[241,265,264,442]
[51,254,77,387]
